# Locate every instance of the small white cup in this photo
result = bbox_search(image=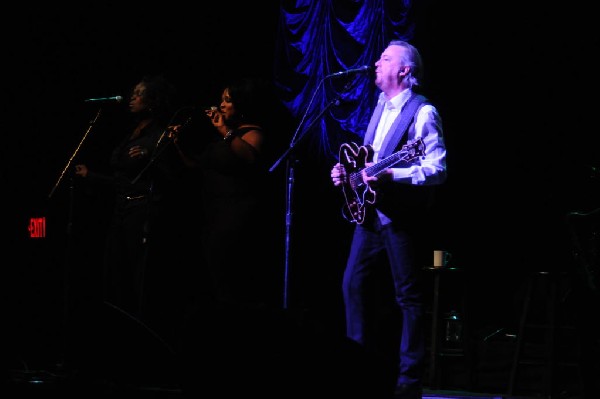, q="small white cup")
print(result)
[433,250,452,268]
